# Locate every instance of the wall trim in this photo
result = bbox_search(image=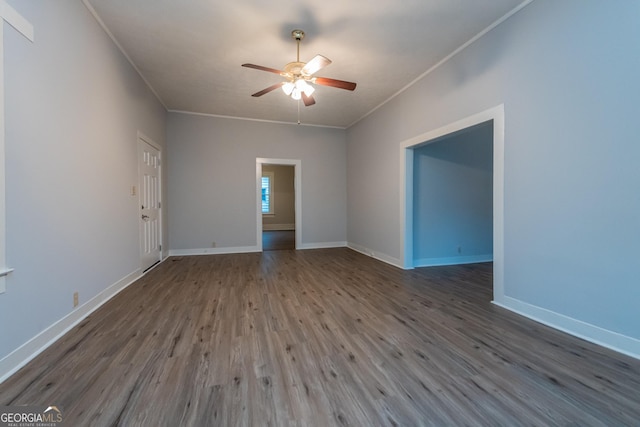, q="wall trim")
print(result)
[493,296,640,361]
[1,1,34,41]
[348,0,533,128]
[169,109,345,130]
[168,242,349,255]
[347,242,403,269]
[298,241,347,250]
[168,246,260,257]
[0,2,35,295]
[414,254,493,268]
[81,0,166,108]
[0,265,150,383]
[263,223,295,231]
